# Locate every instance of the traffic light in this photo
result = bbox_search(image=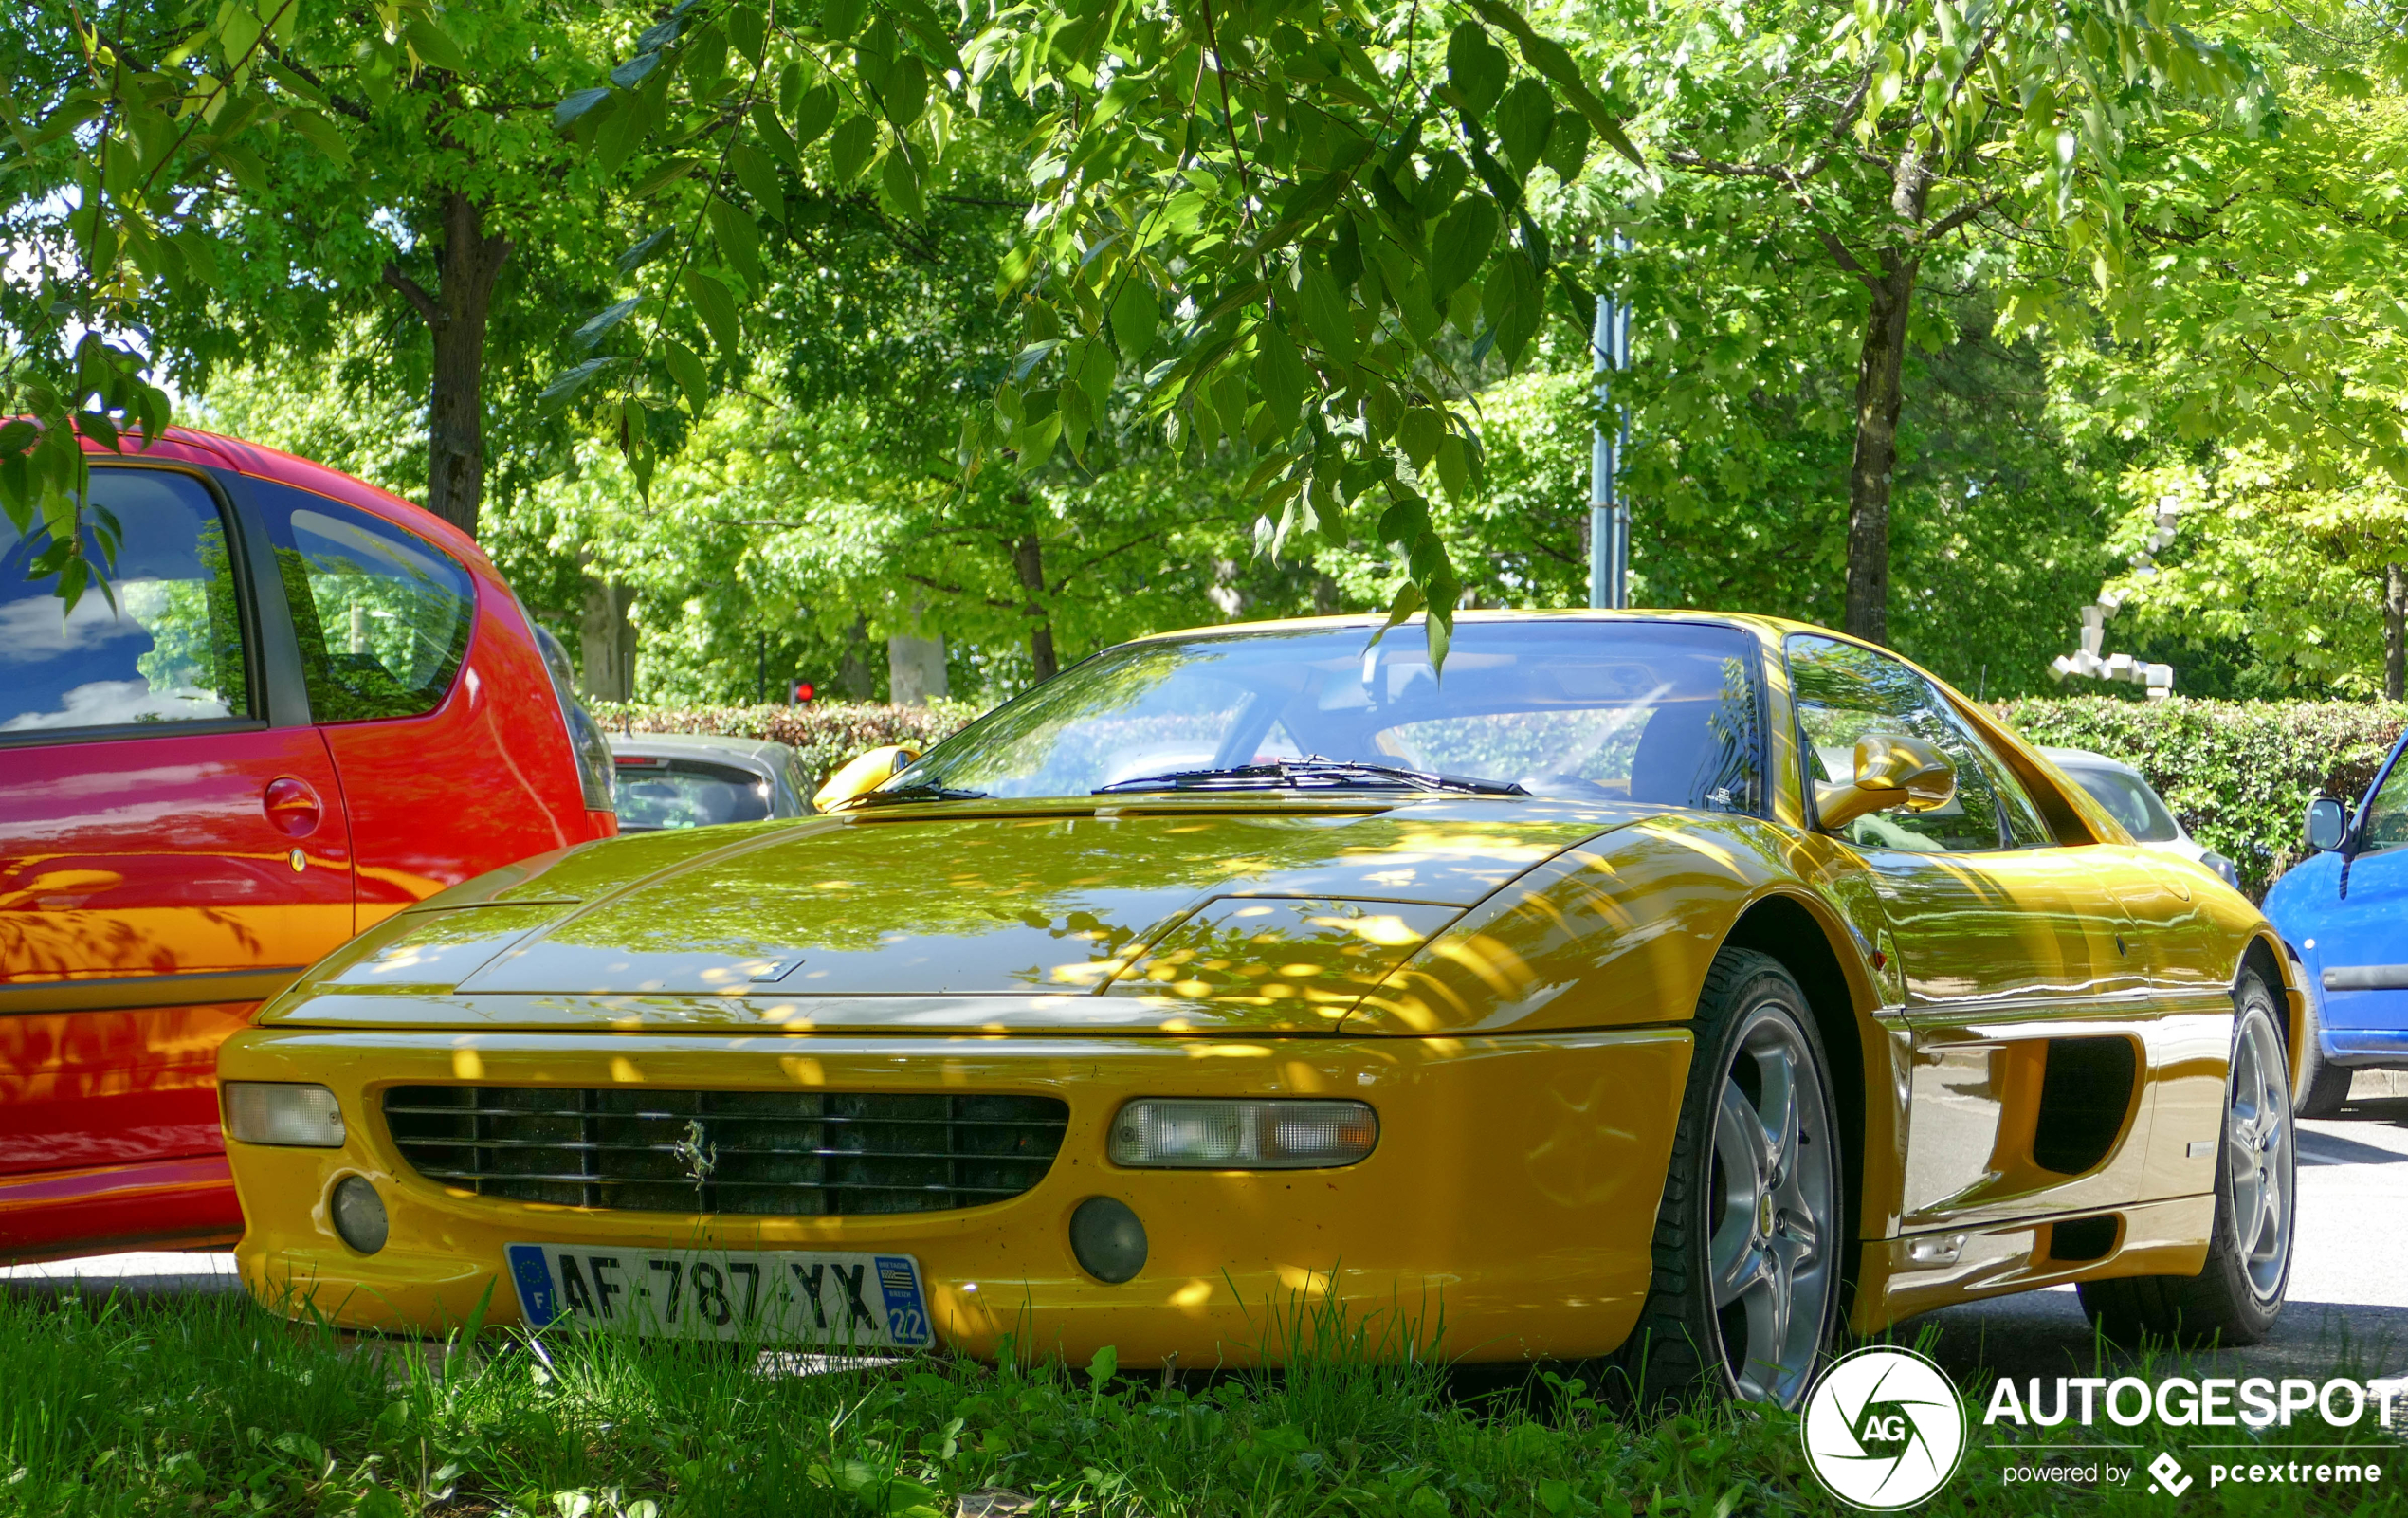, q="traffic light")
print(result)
[791,680,816,704]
